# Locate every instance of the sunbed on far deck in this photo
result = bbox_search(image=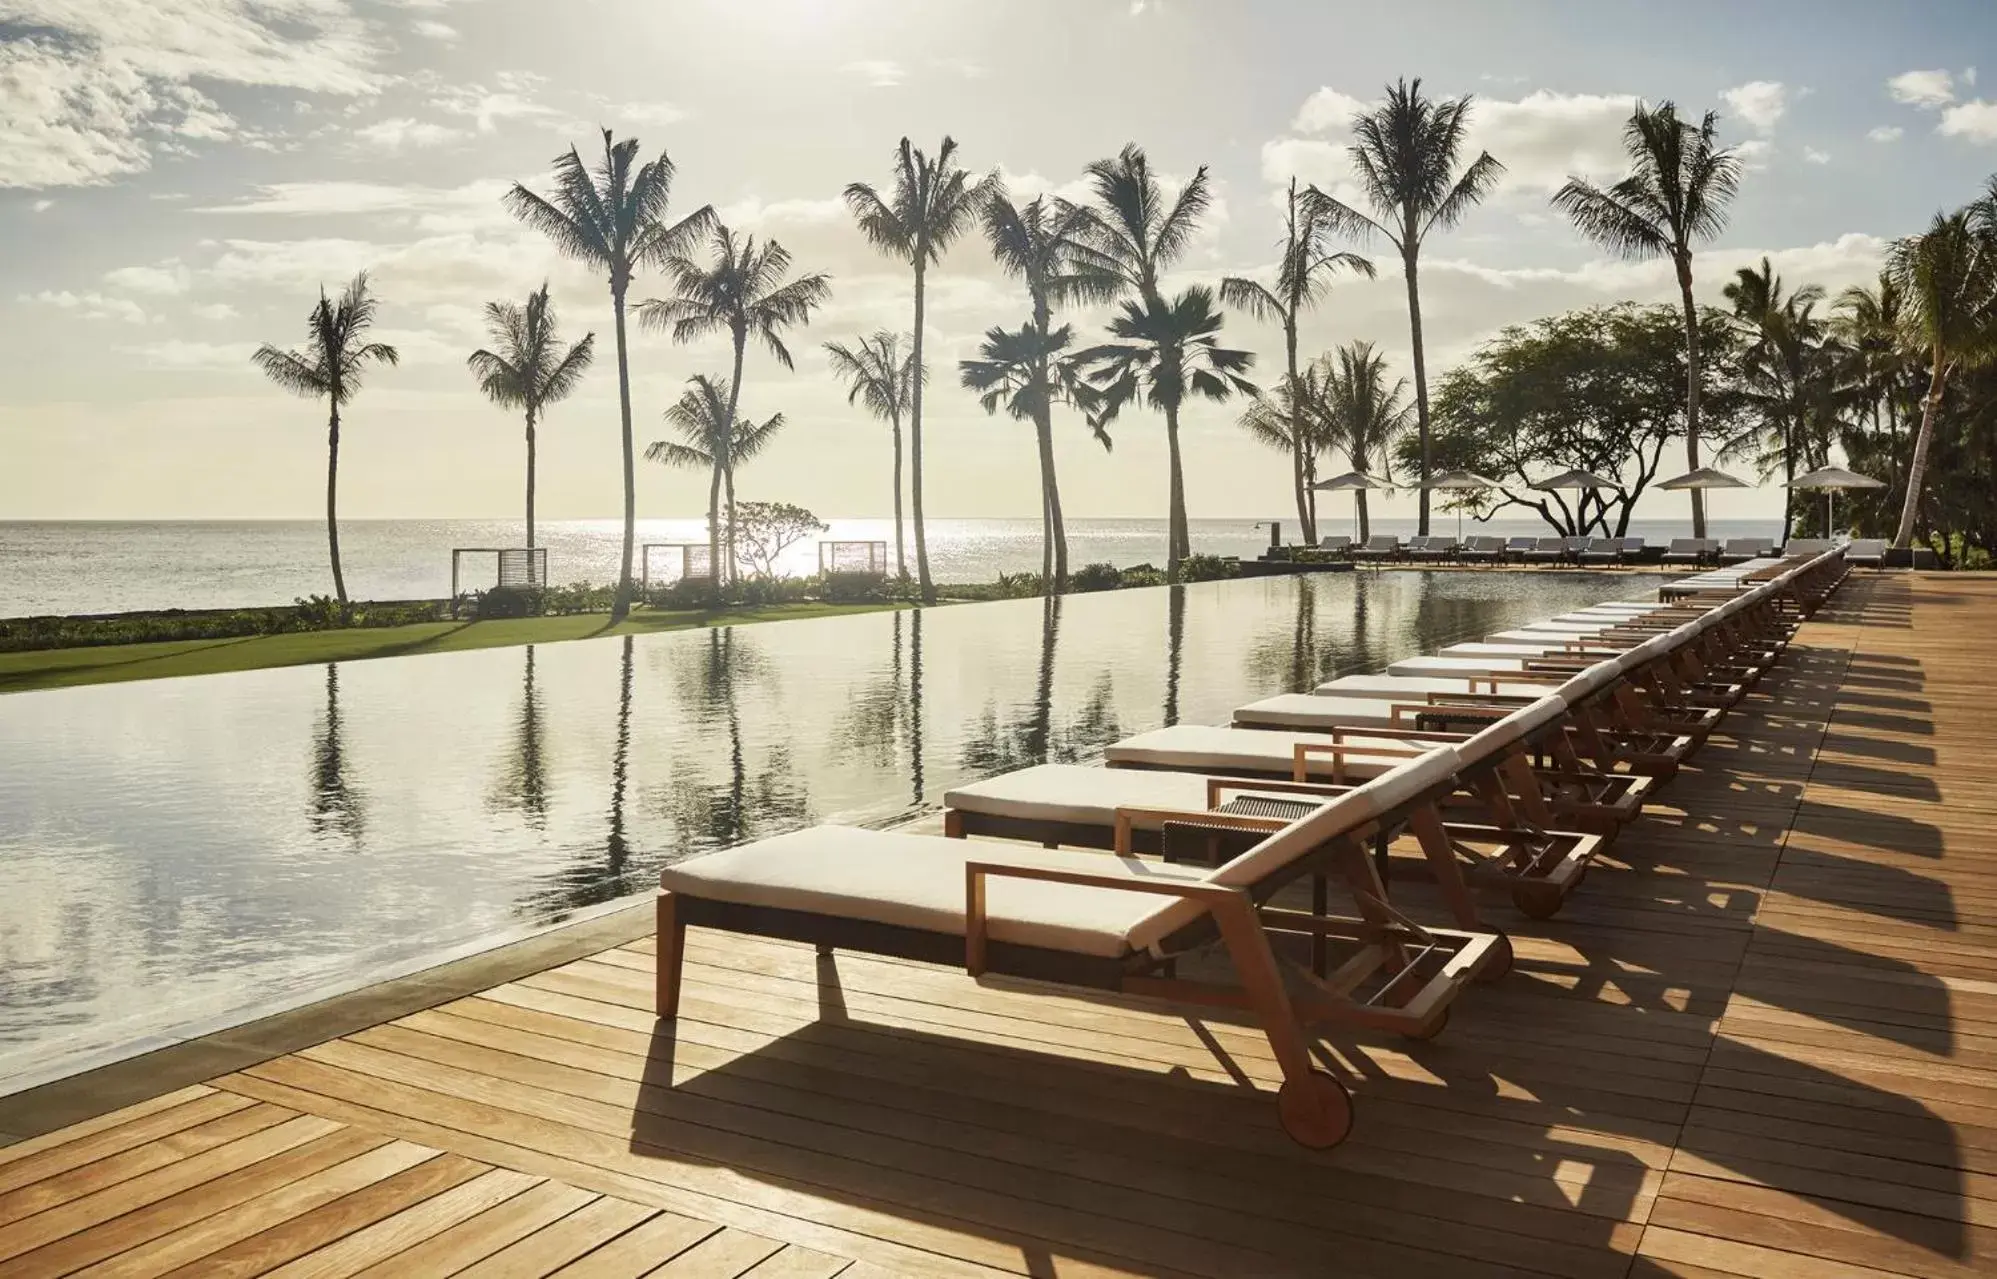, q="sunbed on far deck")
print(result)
[1661,538,1717,565]
[1577,537,1622,566]
[1523,537,1567,565]
[1718,537,1775,565]
[1846,537,1887,568]
[1781,538,1833,556]
[1352,534,1401,562]
[1316,534,1354,556]
[1502,537,1537,562]
[1459,536,1506,563]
